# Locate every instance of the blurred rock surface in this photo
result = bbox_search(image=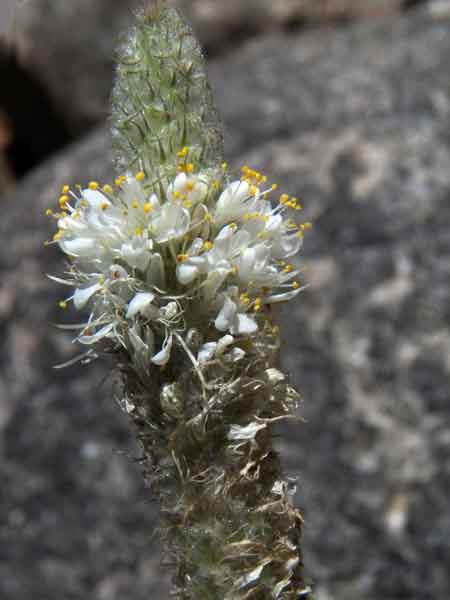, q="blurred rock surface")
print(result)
[1,7,450,600]
[8,0,429,137]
